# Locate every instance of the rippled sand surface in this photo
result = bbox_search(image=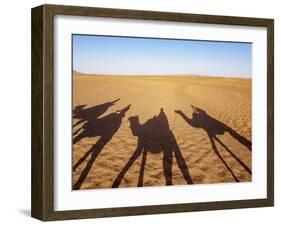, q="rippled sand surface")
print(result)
[72,75,252,190]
